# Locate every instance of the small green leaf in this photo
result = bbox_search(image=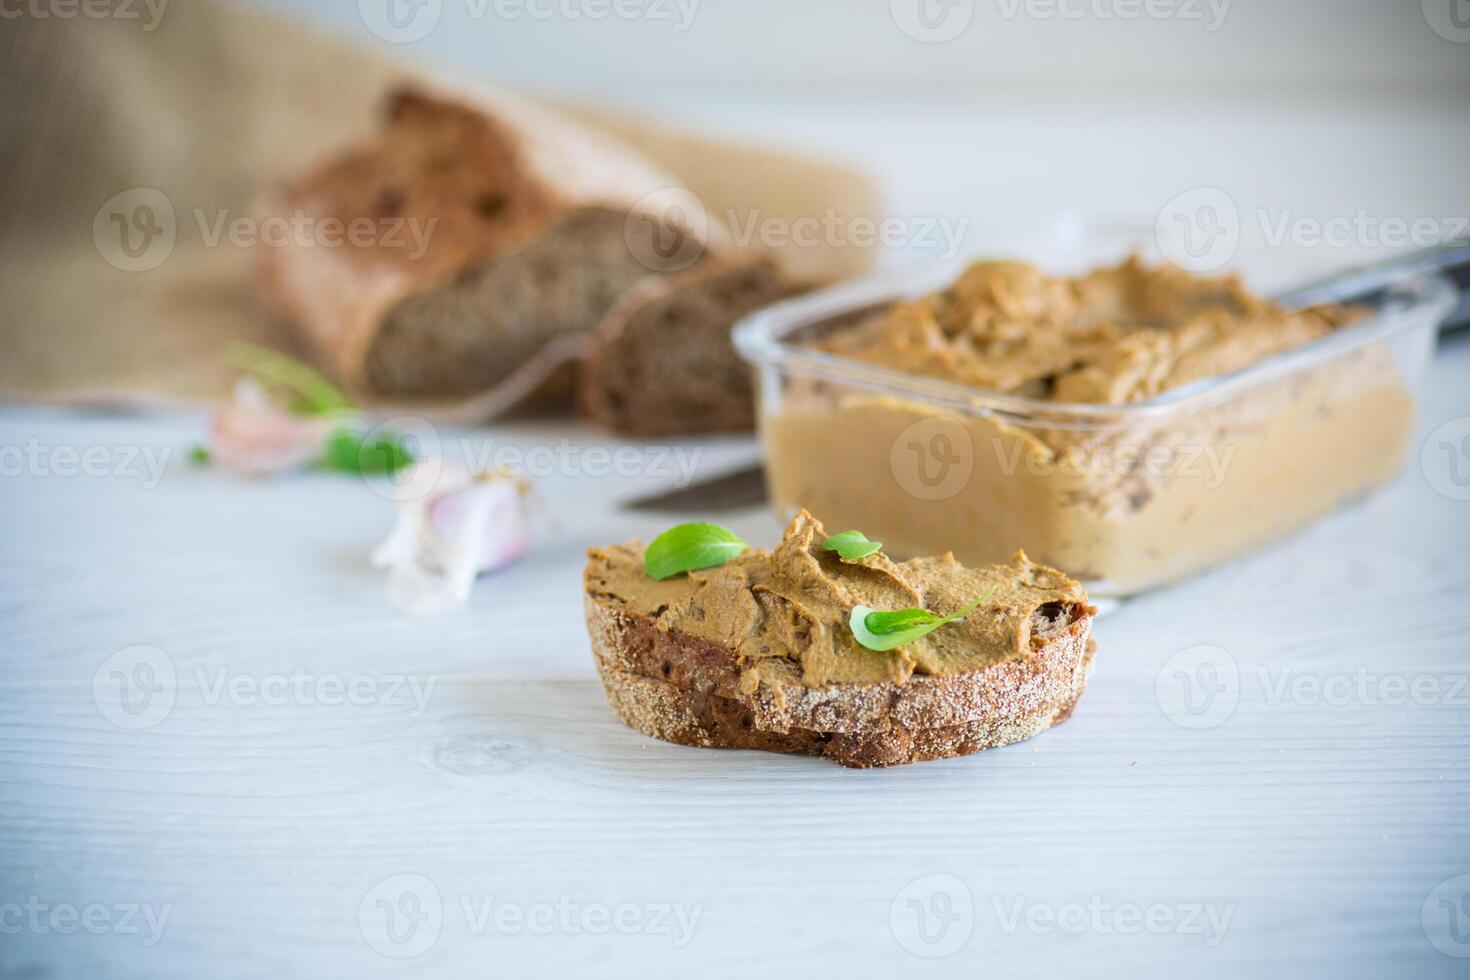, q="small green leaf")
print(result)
[317,428,415,475]
[644,522,748,581]
[822,530,883,560]
[228,343,351,417]
[187,445,211,466]
[860,607,940,634]
[848,587,996,652]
